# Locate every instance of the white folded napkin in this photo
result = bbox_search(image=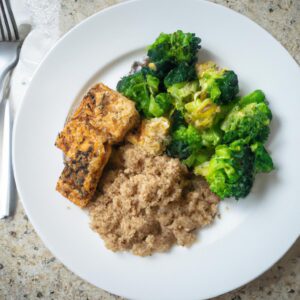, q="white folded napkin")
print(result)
[10,0,60,113]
